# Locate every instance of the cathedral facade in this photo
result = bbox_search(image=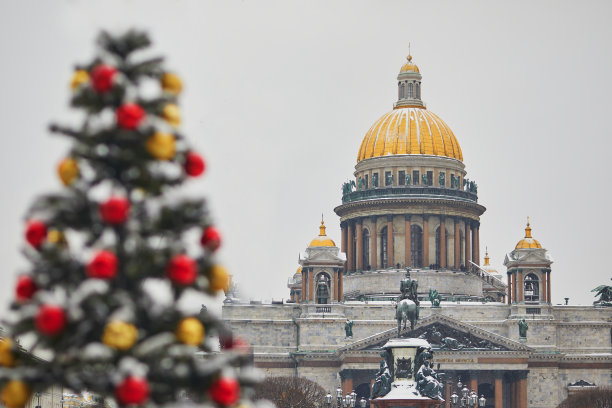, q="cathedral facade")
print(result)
[223,55,612,408]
